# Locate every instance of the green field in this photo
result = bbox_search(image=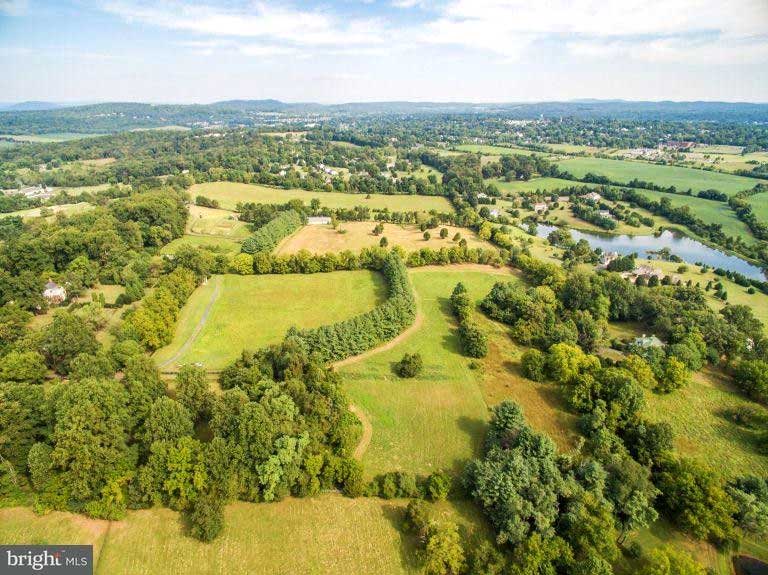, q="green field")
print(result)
[644,367,768,478]
[153,271,386,371]
[190,182,453,213]
[490,177,598,194]
[0,132,98,143]
[559,157,766,196]
[746,191,768,223]
[455,144,543,156]
[161,235,243,255]
[342,268,515,477]
[0,202,94,220]
[631,189,754,240]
